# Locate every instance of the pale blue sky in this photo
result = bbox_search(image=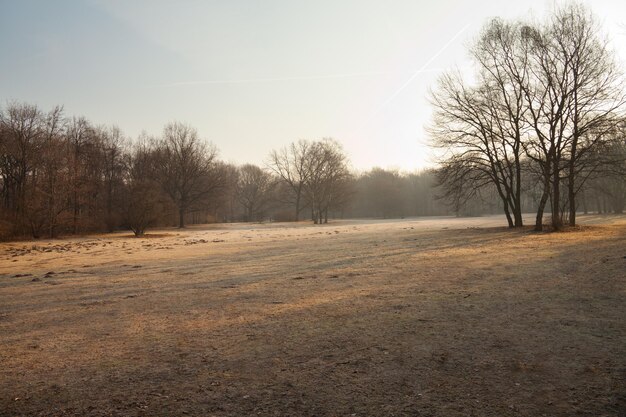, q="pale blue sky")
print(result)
[1,0,625,170]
